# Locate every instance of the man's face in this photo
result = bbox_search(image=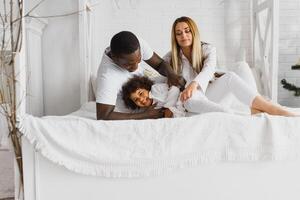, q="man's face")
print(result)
[113,48,141,72]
